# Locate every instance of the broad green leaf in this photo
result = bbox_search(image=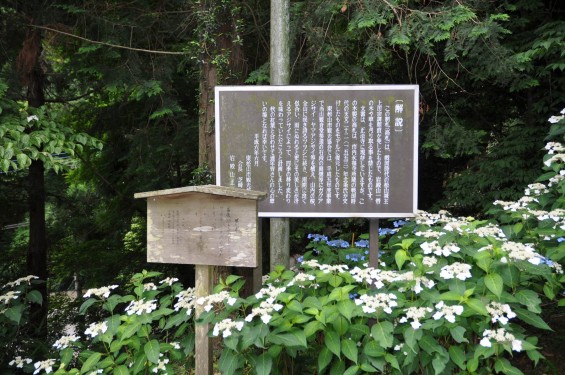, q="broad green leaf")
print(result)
[494,358,524,375]
[449,345,466,370]
[485,273,503,297]
[318,347,333,373]
[144,340,160,364]
[255,352,272,375]
[371,321,394,349]
[384,353,400,370]
[267,330,307,348]
[218,349,242,374]
[130,353,147,375]
[163,311,190,329]
[363,340,385,358]
[26,290,43,304]
[325,330,341,357]
[80,352,101,374]
[432,352,448,375]
[439,290,463,301]
[514,307,552,330]
[395,249,409,269]
[4,304,24,324]
[343,365,360,375]
[500,266,520,288]
[332,316,350,336]
[341,339,358,363]
[330,361,346,375]
[113,365,130,375]
[515,289,542,313]
[60,348,74,367]
[465,298,489,316]
[337,299,355,321]
[304,320,323,338]
[450,326,469,343]
[329,285,355,302]
[403,327,421,352]
[467,357,478,373]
